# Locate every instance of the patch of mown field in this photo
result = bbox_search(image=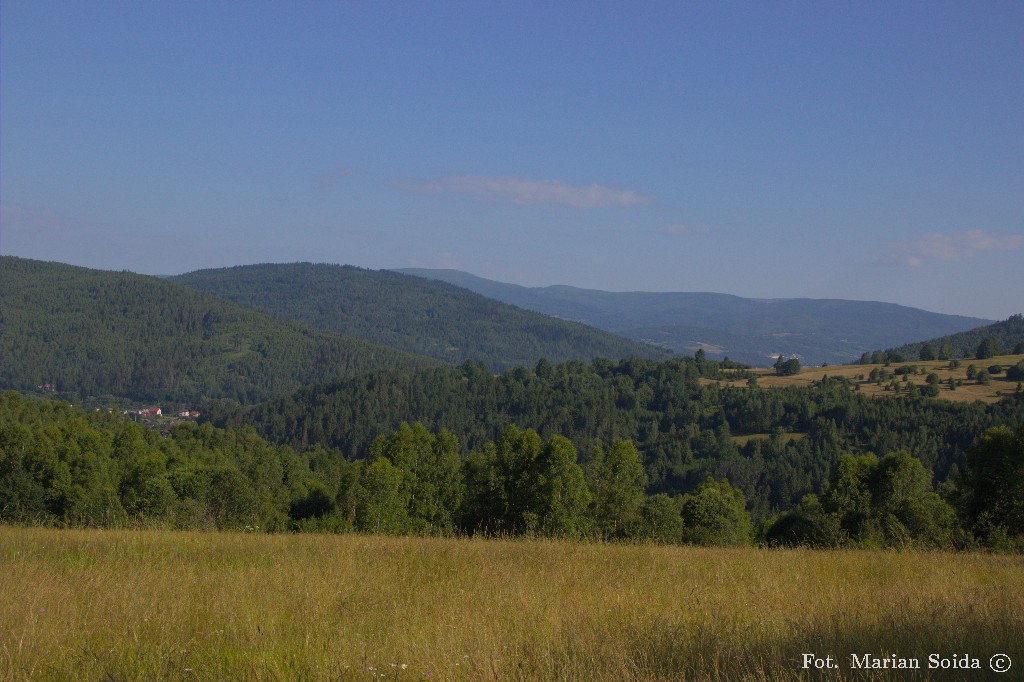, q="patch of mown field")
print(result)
[2,526,1022,680]
[713,354,1024,404]
[731,433,808,447]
